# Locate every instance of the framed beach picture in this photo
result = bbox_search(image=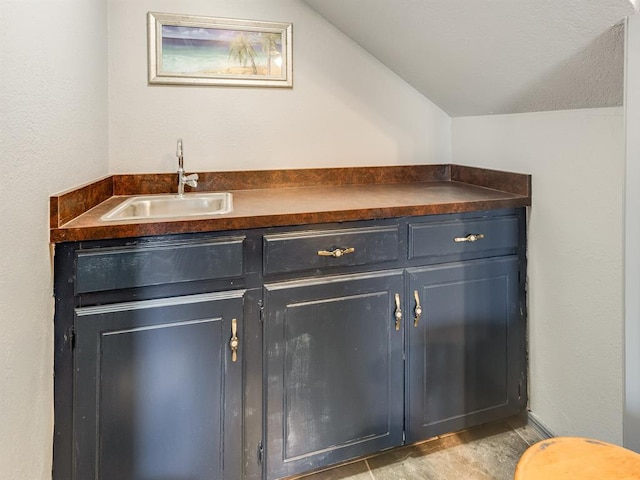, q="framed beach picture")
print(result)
[147,12,292,87]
